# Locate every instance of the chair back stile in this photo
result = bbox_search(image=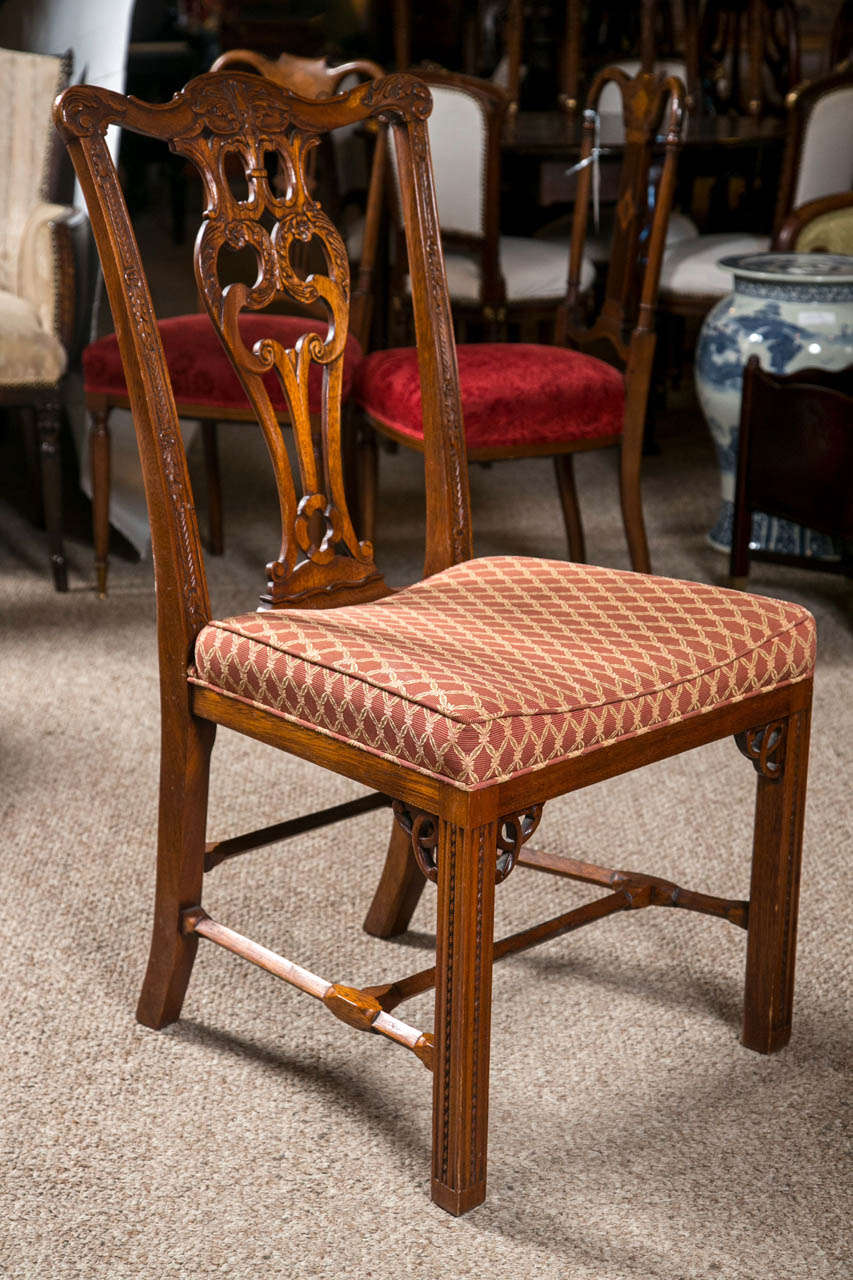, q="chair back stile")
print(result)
[54,72,472,630]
